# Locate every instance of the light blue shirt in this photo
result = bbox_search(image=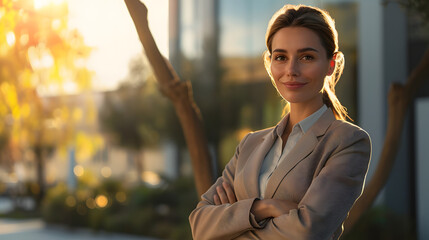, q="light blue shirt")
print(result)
[258,105,328,198]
